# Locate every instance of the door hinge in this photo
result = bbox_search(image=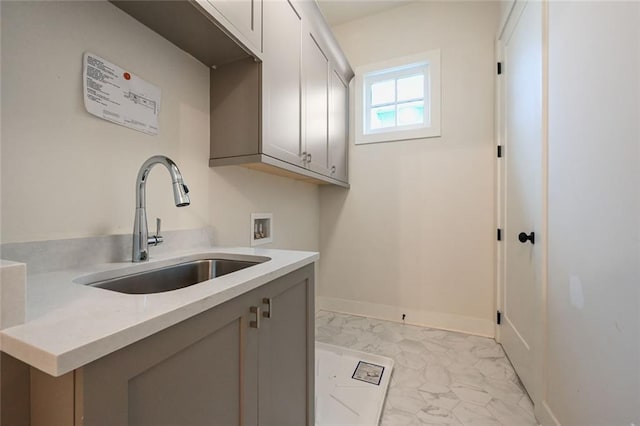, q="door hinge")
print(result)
[497,62,502,75]
[497,310,502,325]
[497,145,503,158]
[497,228,502,241]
